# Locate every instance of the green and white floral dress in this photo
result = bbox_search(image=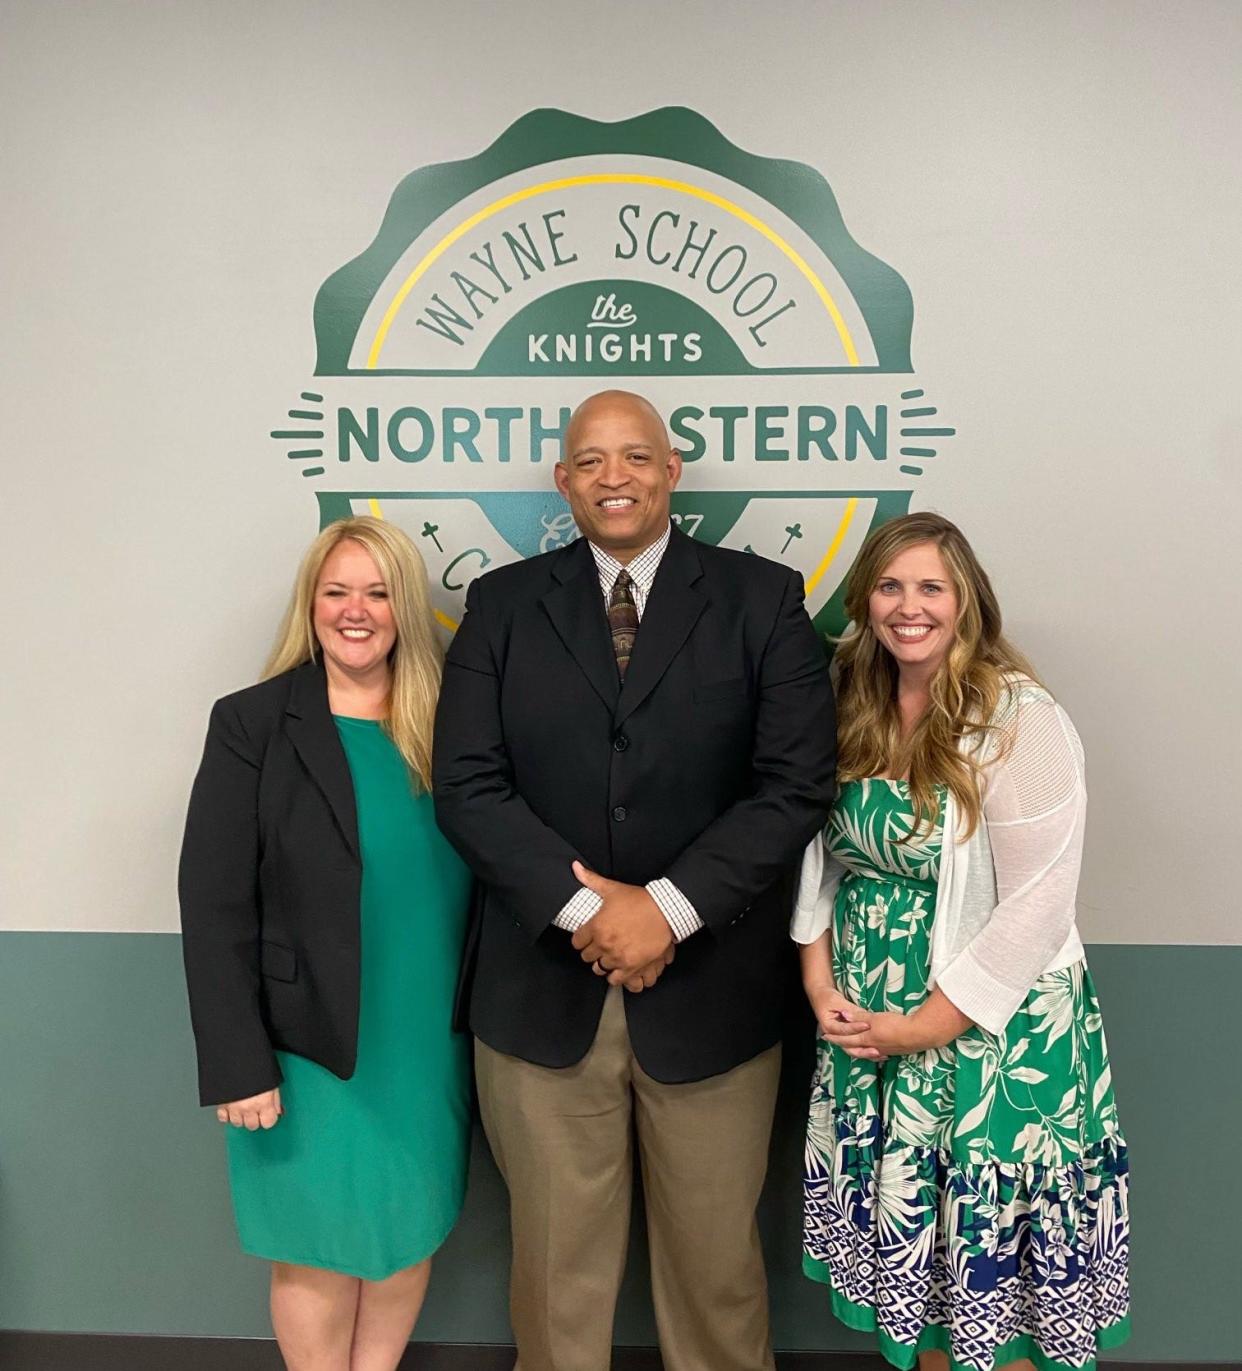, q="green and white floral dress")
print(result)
[803,778,1130,1371]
